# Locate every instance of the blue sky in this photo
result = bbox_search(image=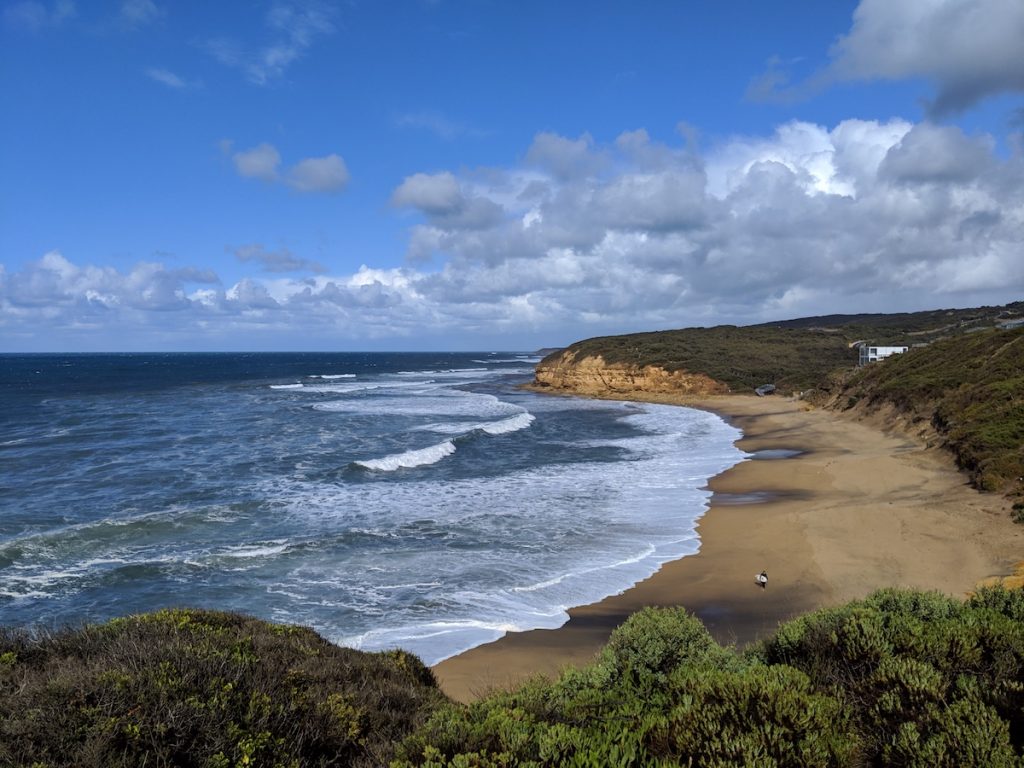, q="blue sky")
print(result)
[2,0,1023,351]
